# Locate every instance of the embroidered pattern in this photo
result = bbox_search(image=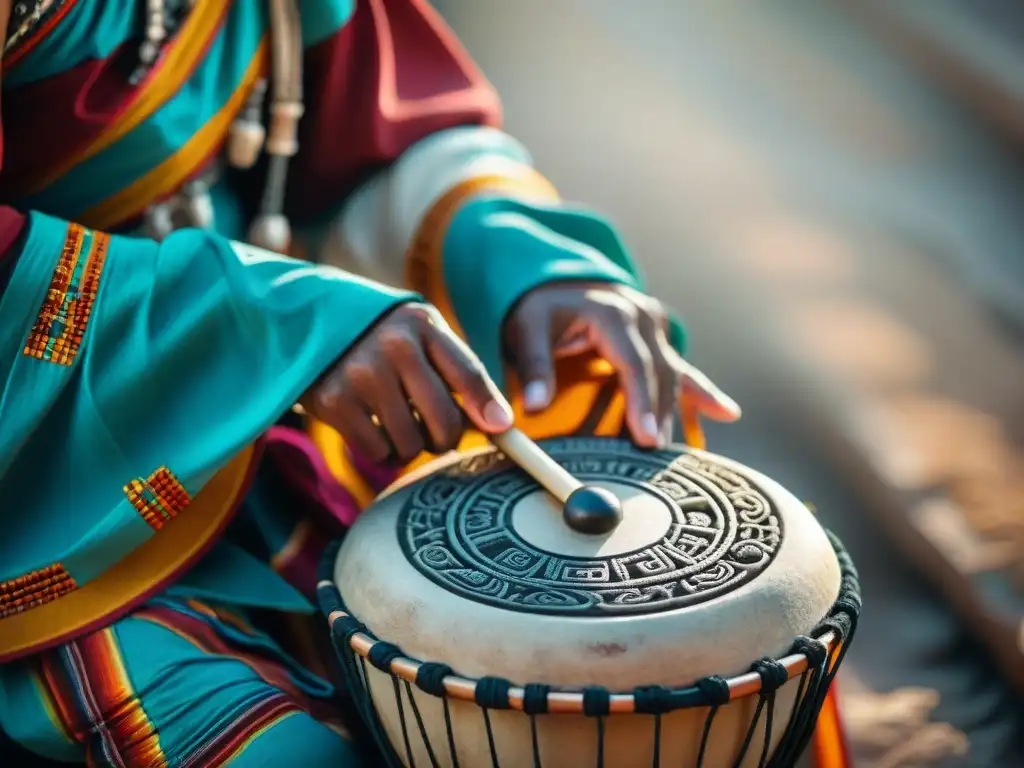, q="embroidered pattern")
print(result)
[125,468,193,530]
[0,564,77,619]
[24,224,110,366]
